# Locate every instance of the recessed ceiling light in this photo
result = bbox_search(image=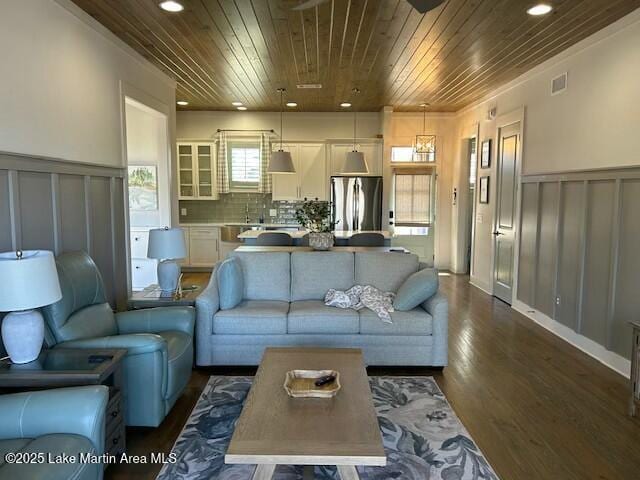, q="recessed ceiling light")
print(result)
[340,102,352,108]
[159,1,184,12]
[527,3,552,15]
[286,102,297,107]
[176,100,188,106]
[237,106,247,111]
[231,101,243,106]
